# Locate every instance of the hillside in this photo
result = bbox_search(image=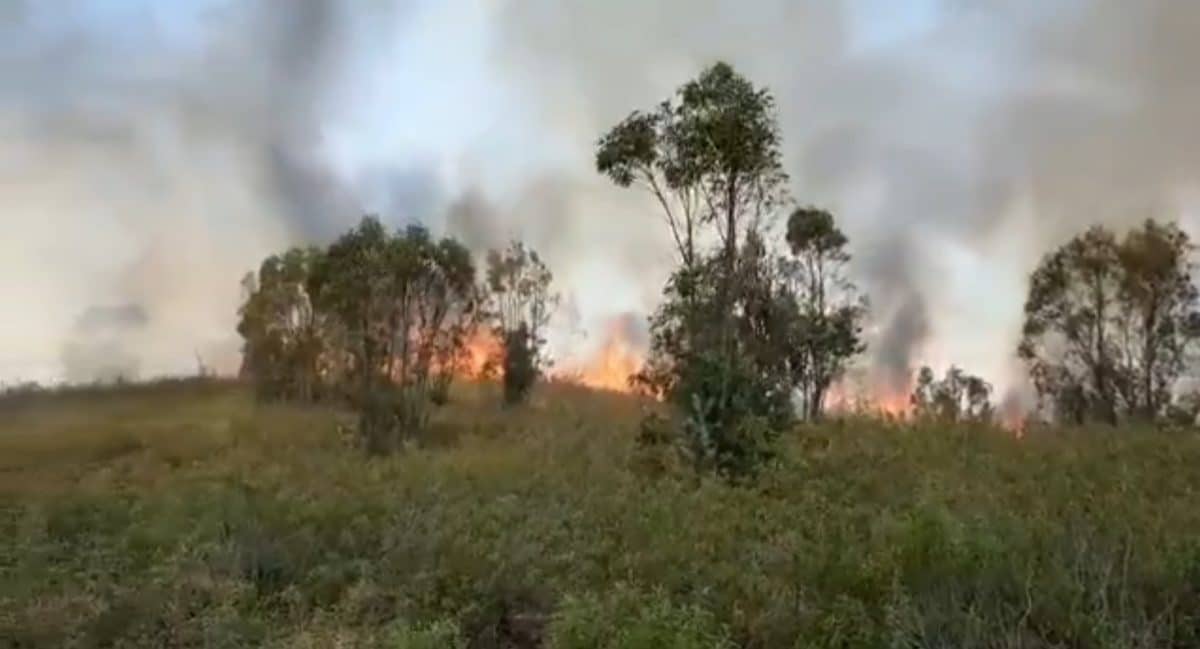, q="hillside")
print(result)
[4,380,1200,648]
